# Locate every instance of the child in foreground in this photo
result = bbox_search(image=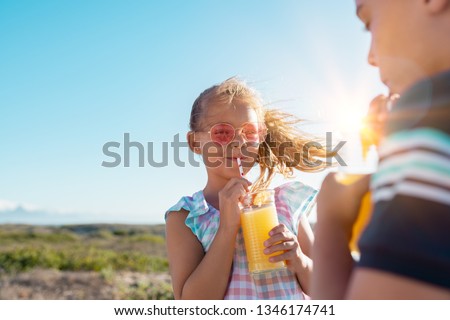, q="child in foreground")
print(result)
[312,0,450,299]
[166,78,326,299]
